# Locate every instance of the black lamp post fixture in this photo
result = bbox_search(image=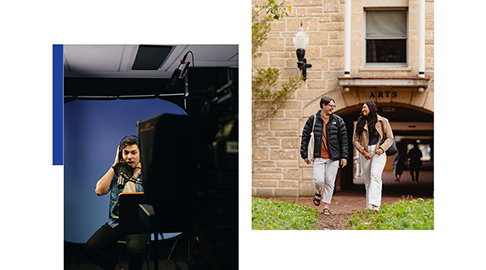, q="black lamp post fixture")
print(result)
[293,23,312,80]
